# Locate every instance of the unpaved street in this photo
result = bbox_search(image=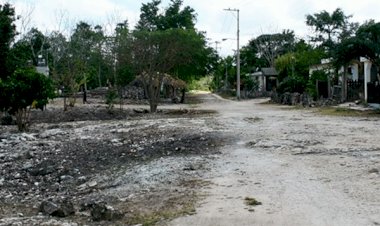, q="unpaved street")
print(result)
[169,94,380,226]
[1,93,379,226]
